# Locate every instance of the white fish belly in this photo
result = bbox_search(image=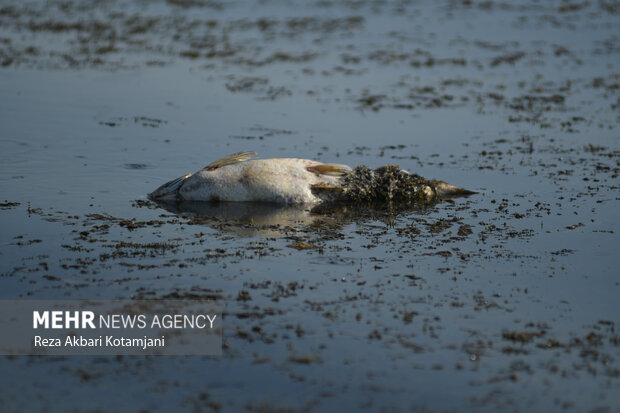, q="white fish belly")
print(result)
[179,159,341,203]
